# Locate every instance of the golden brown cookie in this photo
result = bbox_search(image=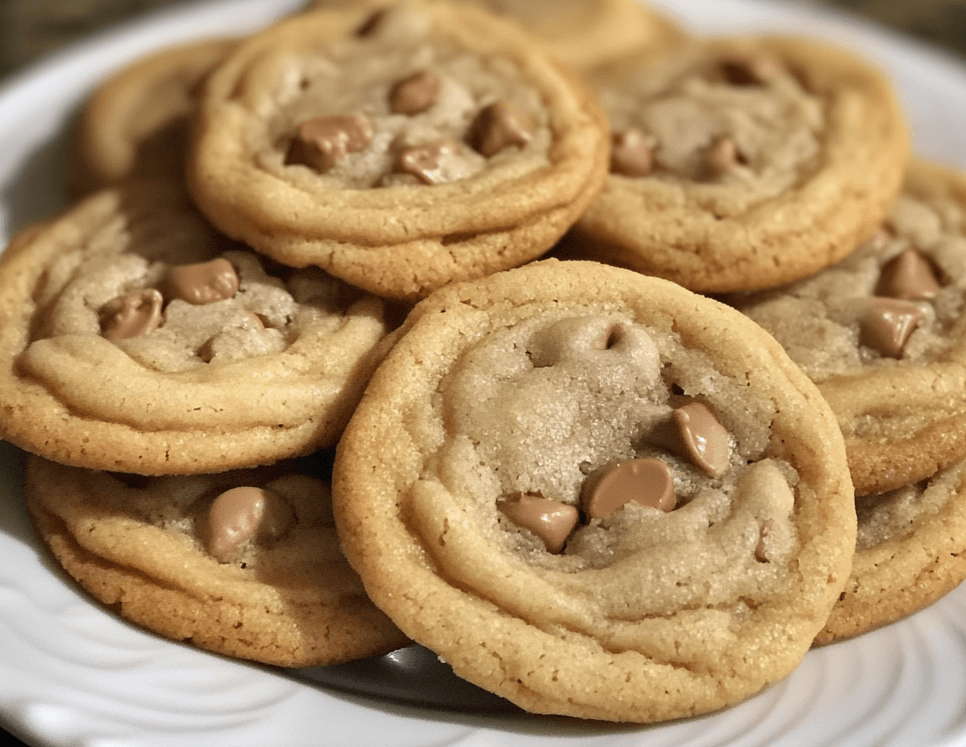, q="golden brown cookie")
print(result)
[25,454,409,666]
[453,0,688,70]
[306,0,687,70]
[332,259,855,722]
[187,0,609,301]
[816,458,966,645]
[563,34,910,293]
[0,180,390,475]
[731,160,966,496]
[67,38,237,197]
